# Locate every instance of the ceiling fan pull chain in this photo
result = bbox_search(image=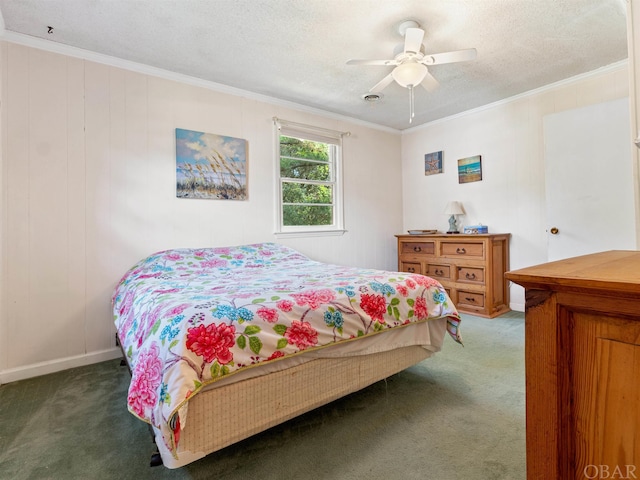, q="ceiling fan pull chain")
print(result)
[409,85,415,123]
